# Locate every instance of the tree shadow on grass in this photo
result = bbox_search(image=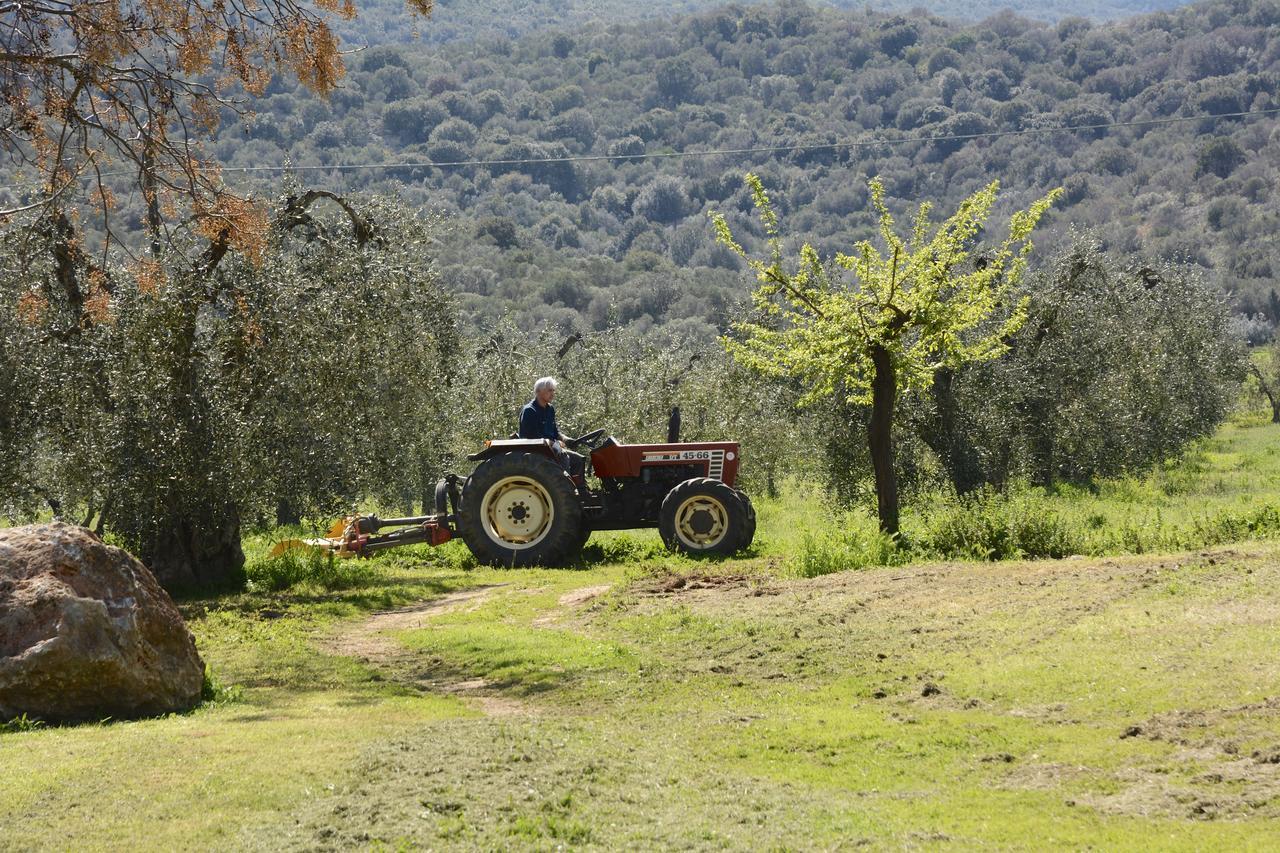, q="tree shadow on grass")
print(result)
[401,656,580,702]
